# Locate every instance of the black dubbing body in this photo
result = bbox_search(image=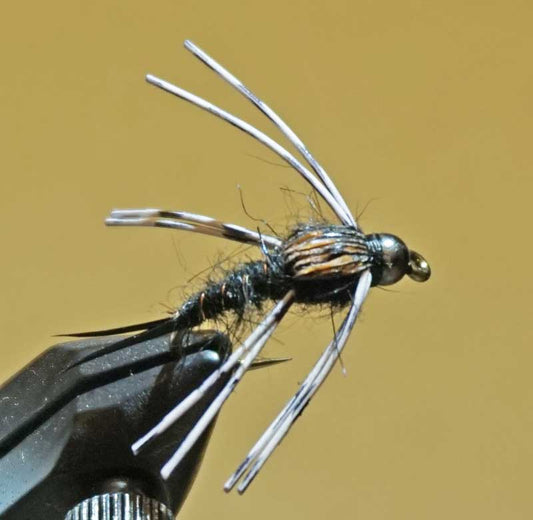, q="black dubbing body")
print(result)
[175,260,288,330]
[173,223,373,331]
[173,257,360,332]
[68,224,371,368]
